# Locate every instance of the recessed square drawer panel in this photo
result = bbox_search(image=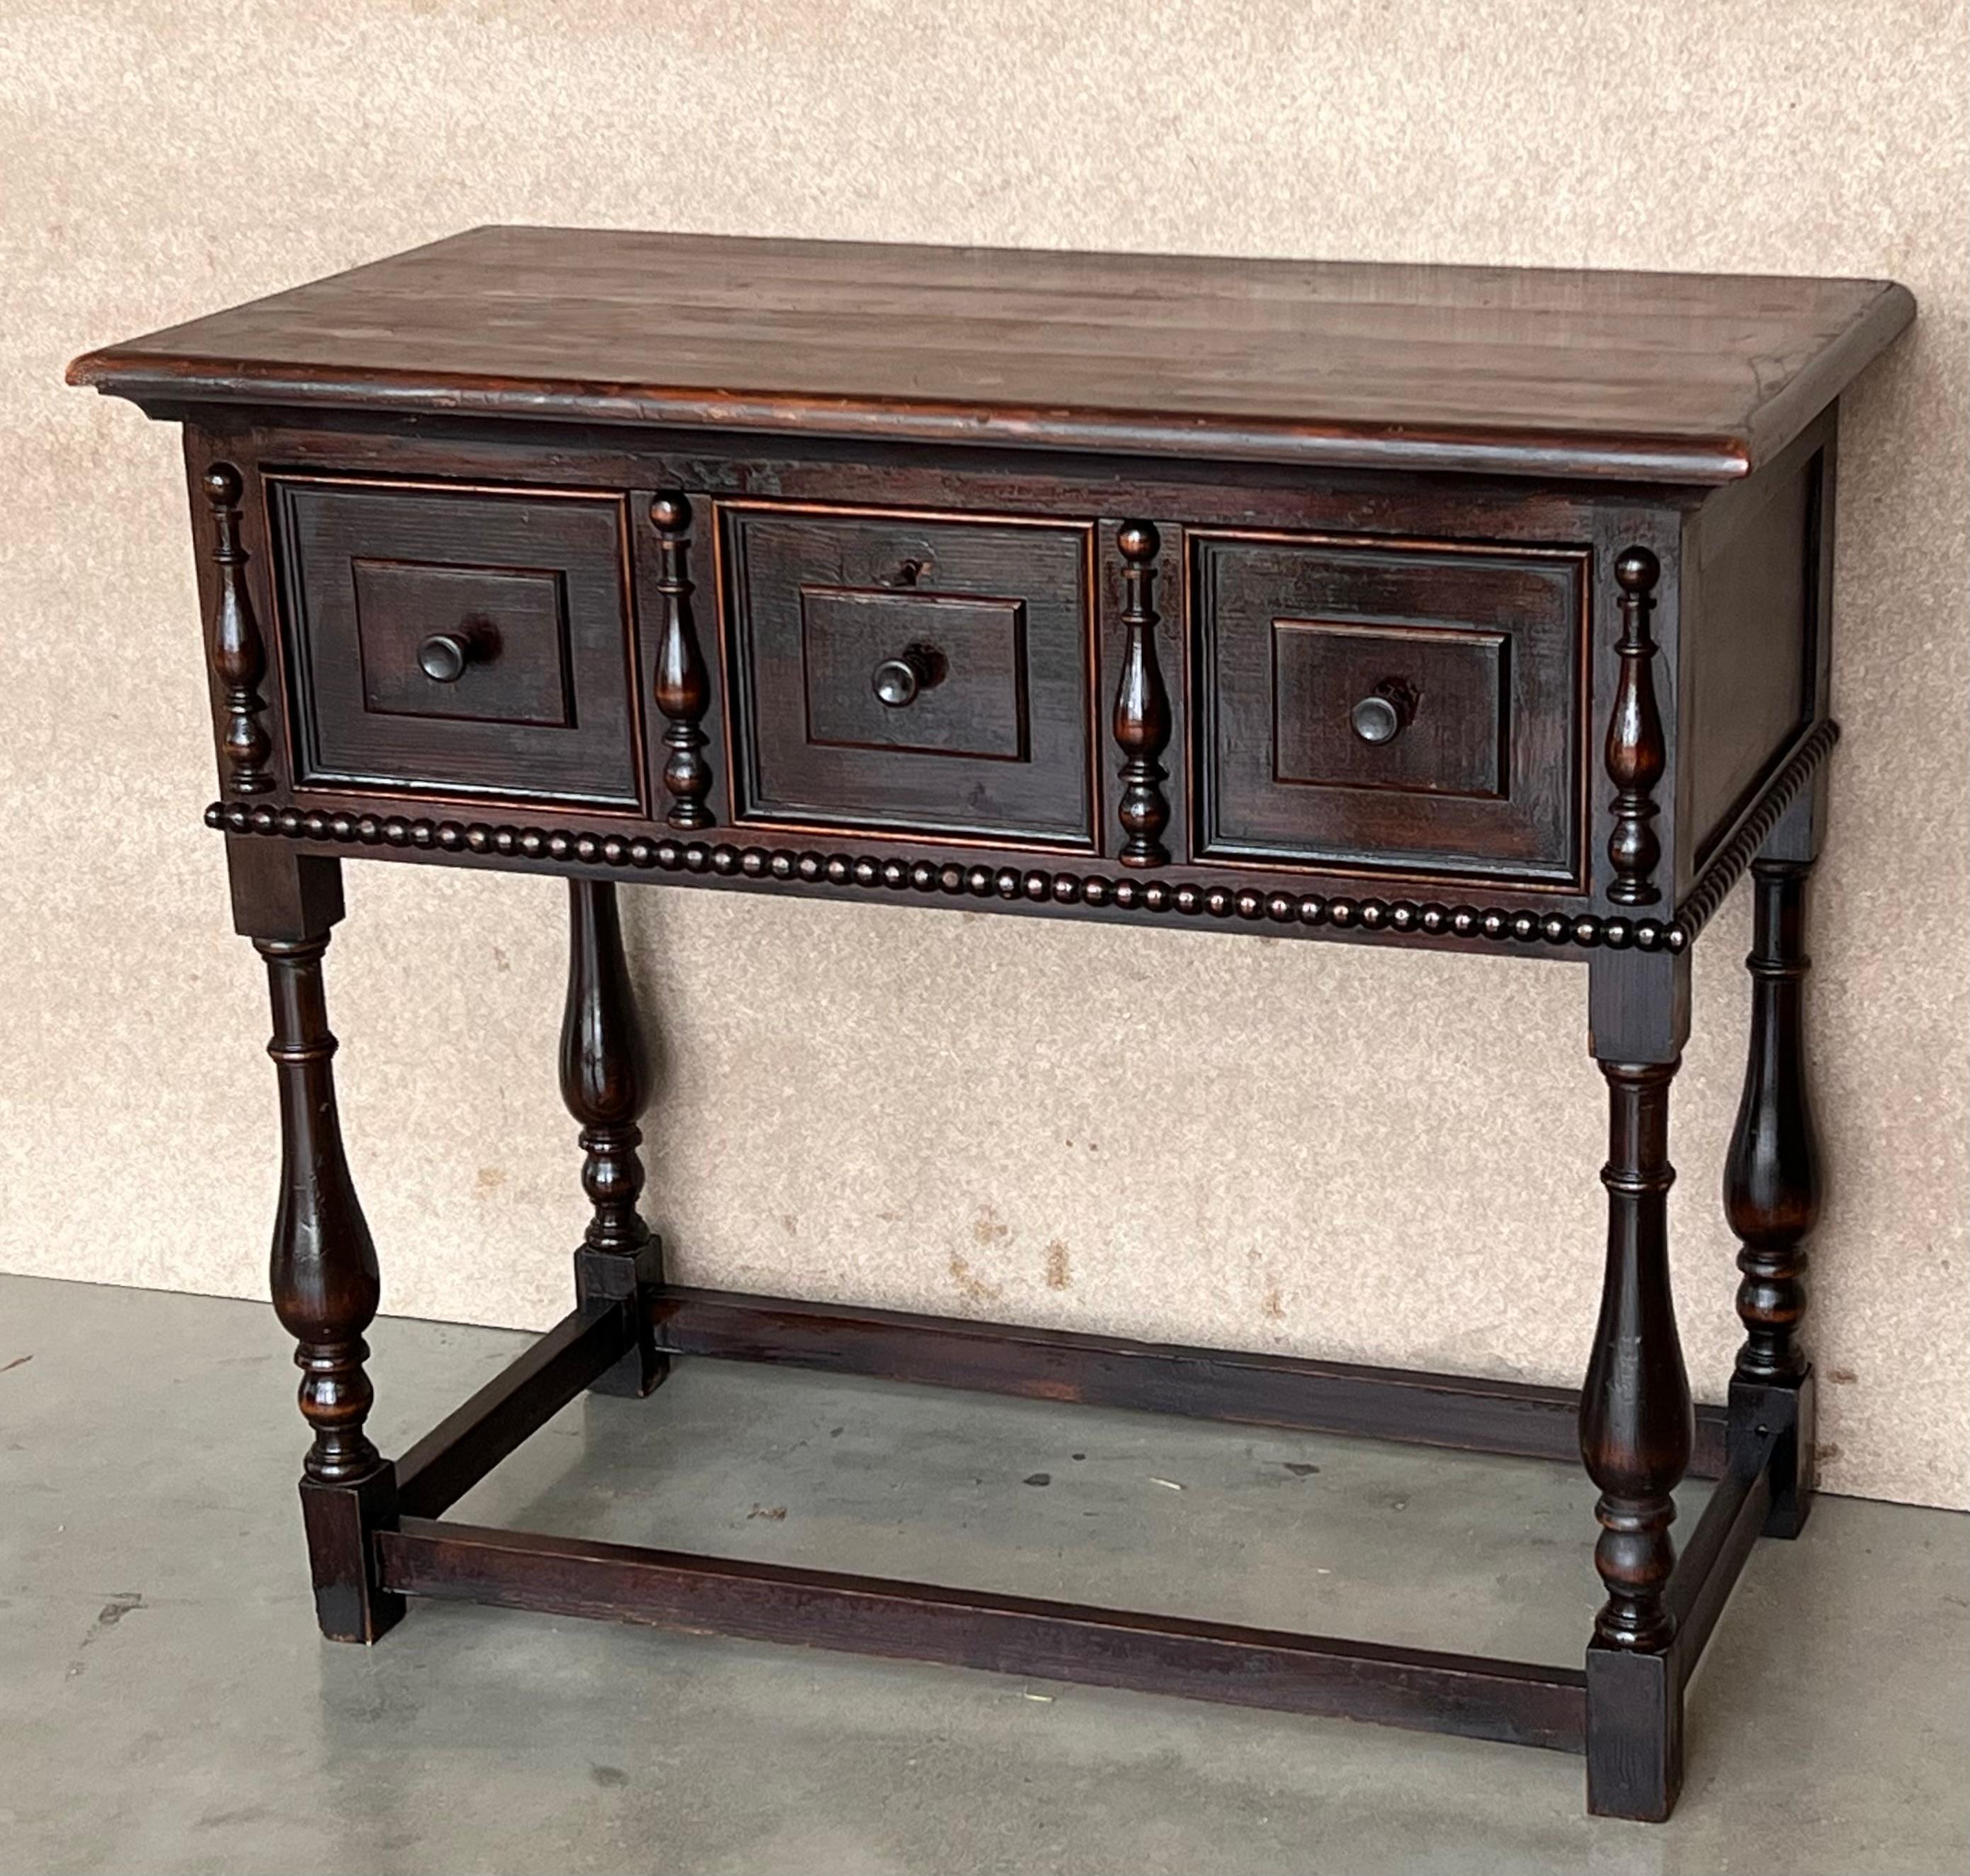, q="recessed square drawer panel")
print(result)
[1193,533,1587,885]
[720,504,1094,846]
[271,478,642,809]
